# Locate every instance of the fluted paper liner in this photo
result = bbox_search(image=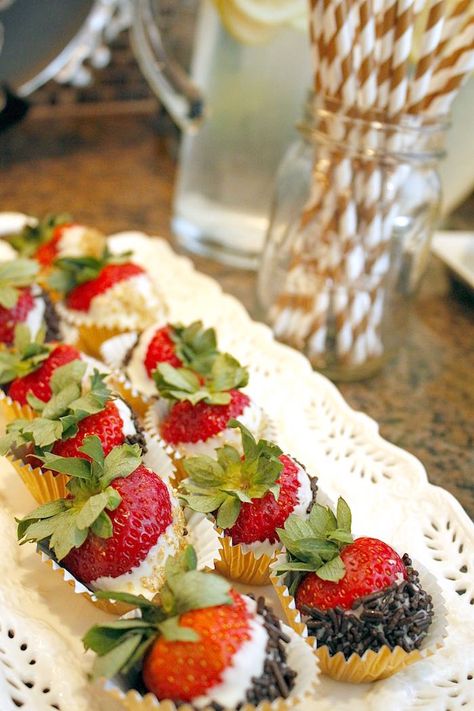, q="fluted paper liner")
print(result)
[144,401,278,487]
[56,301,167,360]
[99,620,319,711]
[100,331,139,371]
[8,432,170,504]
[270,554,448,683]
[8,454,70,504]
[37,510,222,614]
[0,392,36,425]
[215,535,277,586]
